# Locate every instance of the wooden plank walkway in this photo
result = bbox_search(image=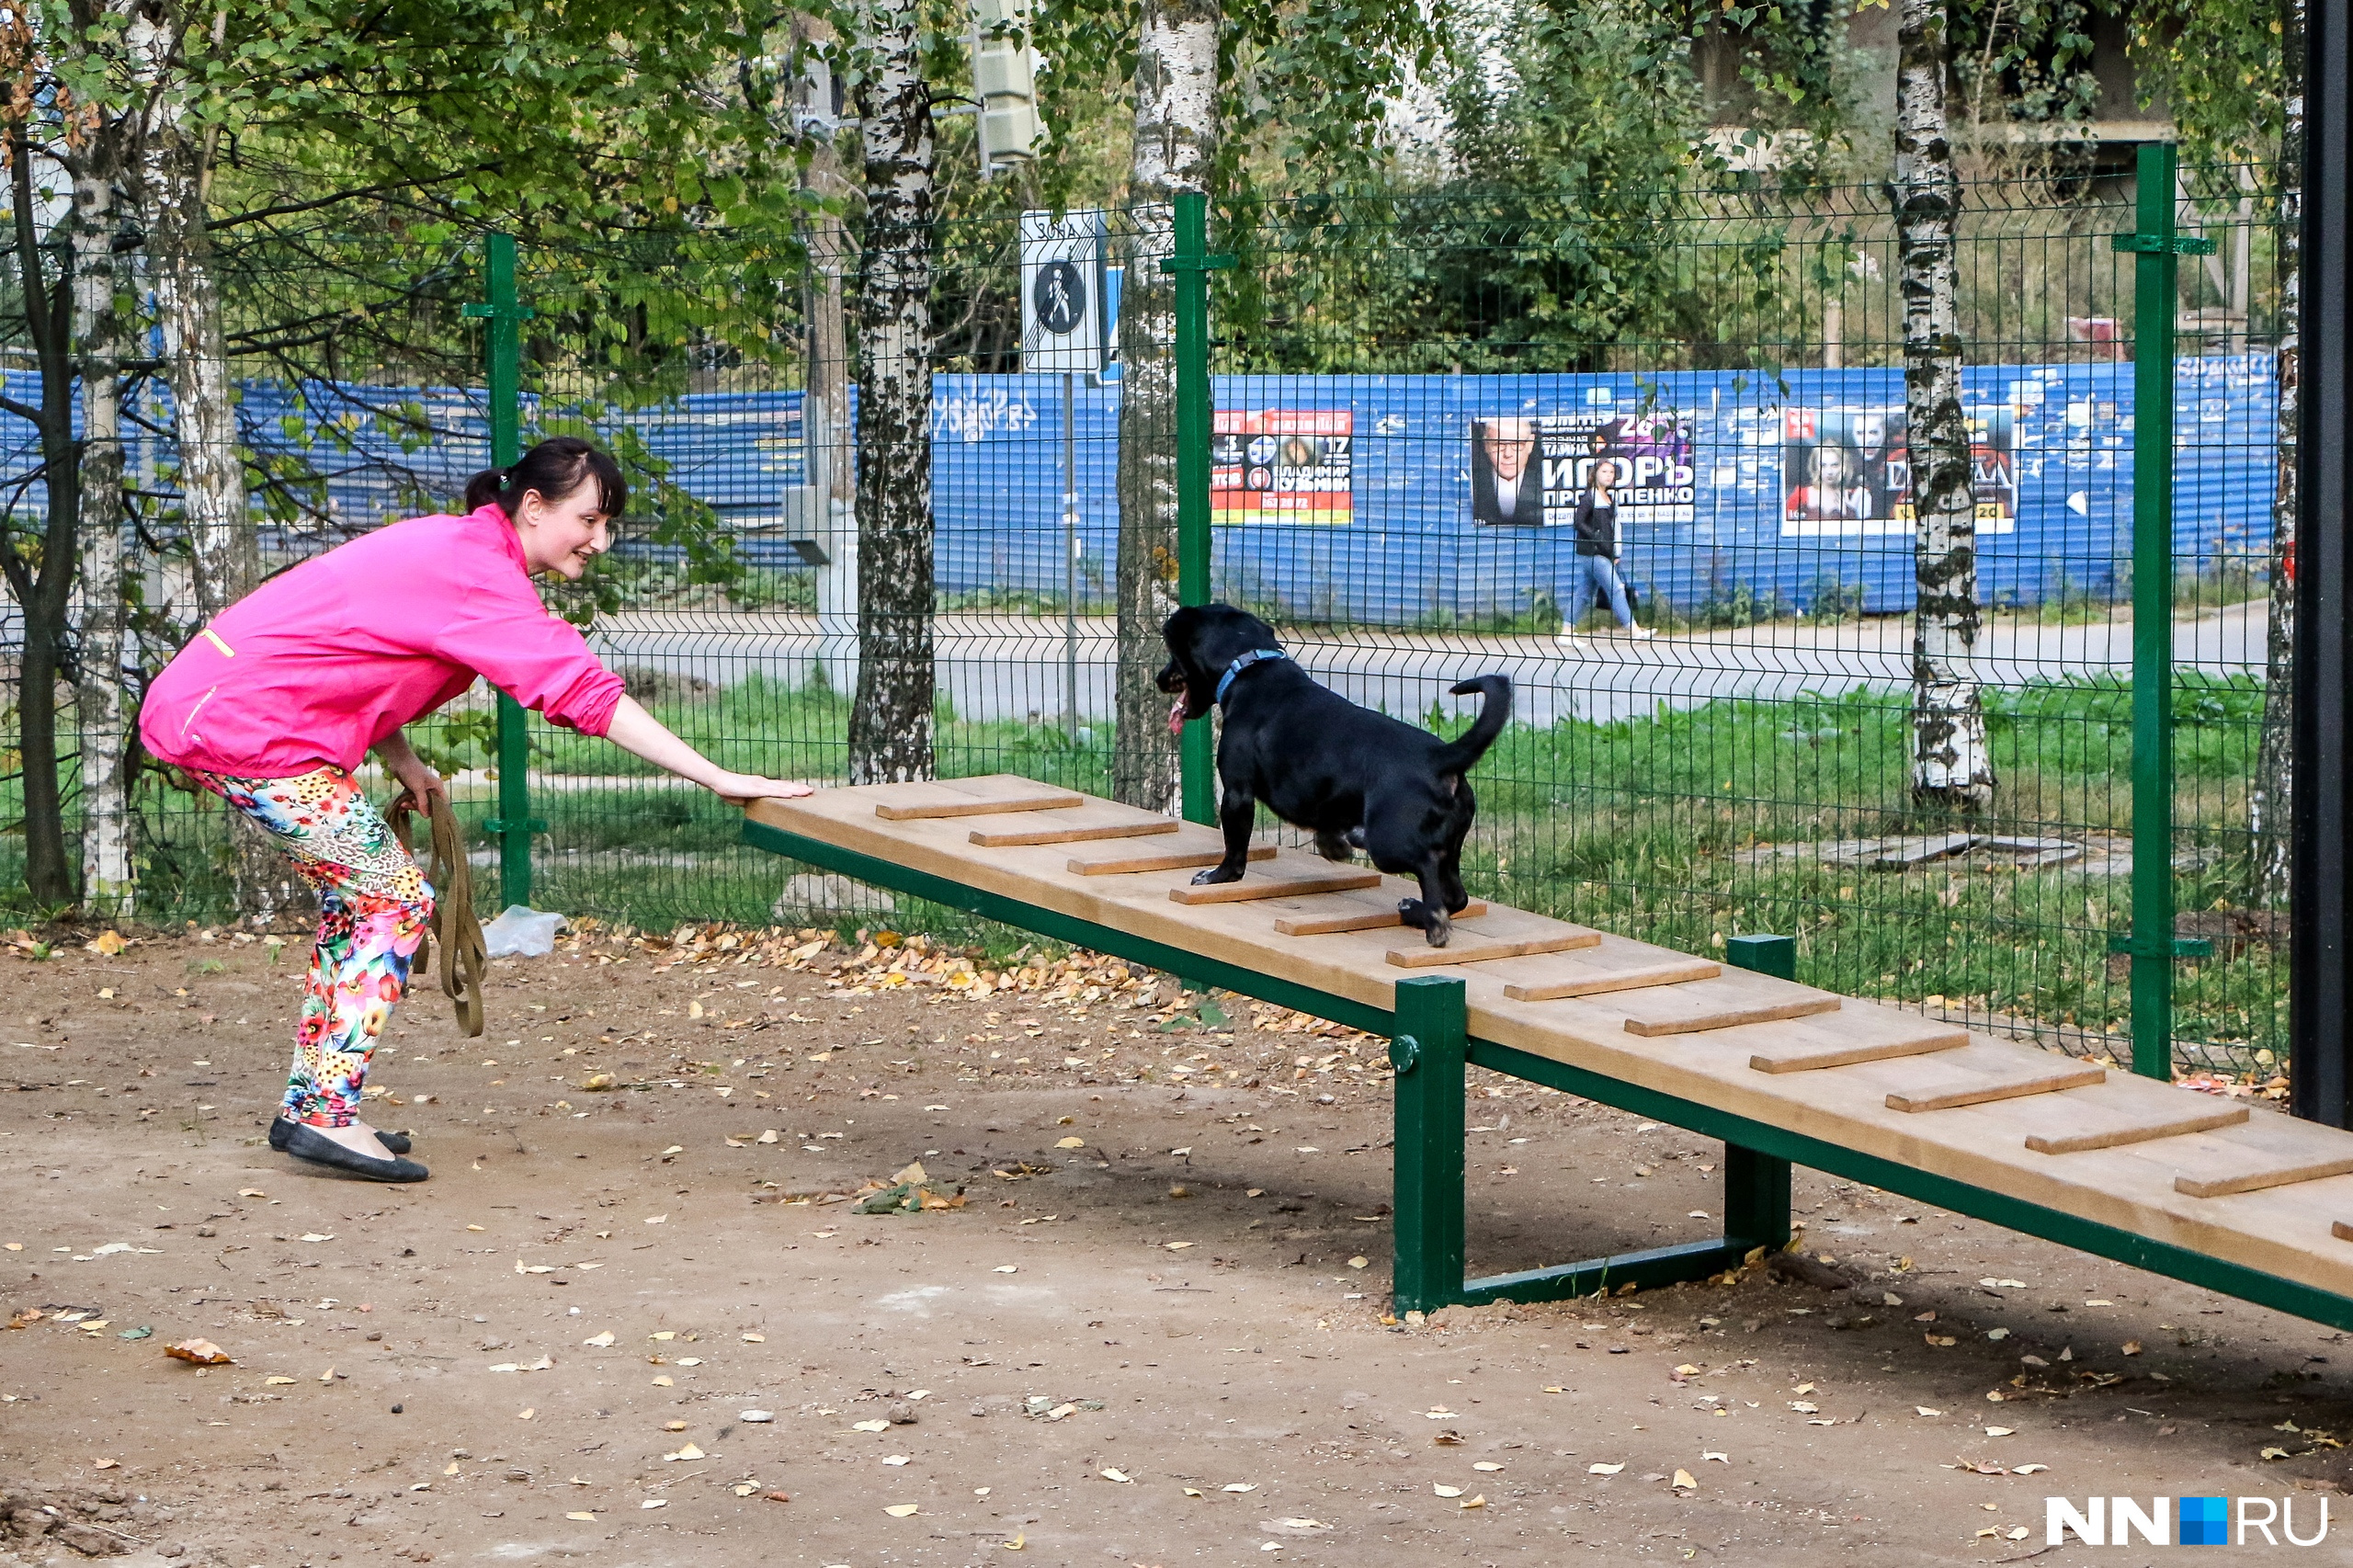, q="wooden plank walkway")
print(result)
[745,775,2353,1309]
